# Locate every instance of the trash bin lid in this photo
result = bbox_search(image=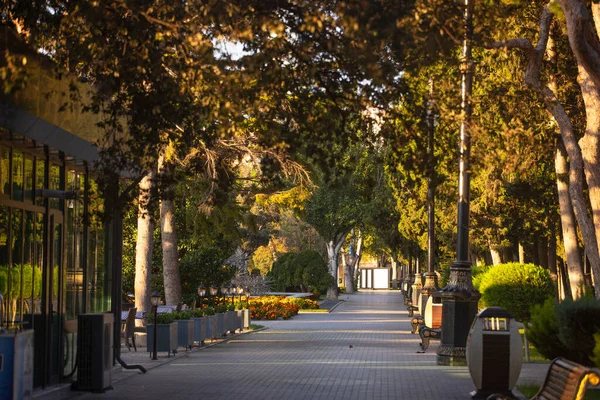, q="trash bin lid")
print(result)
[477,307,513,319]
